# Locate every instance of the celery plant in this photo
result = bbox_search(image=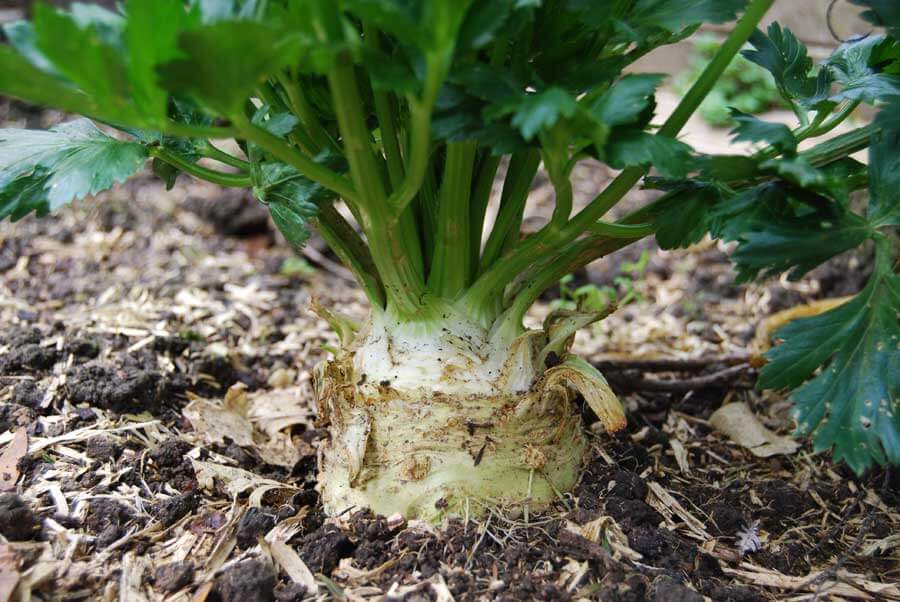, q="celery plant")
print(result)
[1,0,897,518]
